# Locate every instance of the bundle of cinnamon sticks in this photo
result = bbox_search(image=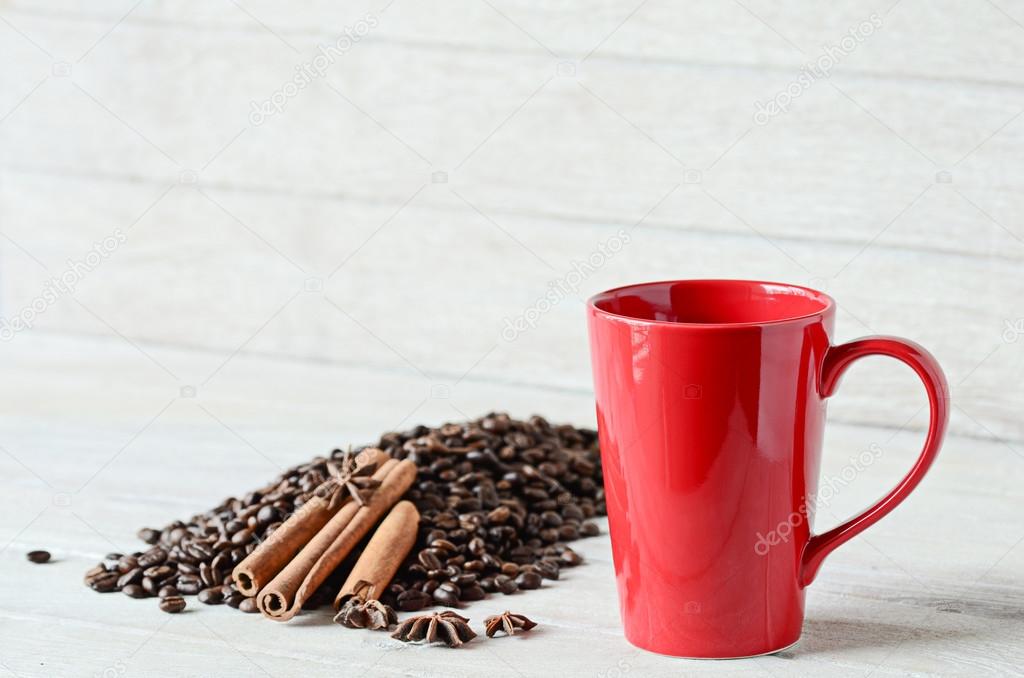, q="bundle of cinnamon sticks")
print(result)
[231,448,420,620]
